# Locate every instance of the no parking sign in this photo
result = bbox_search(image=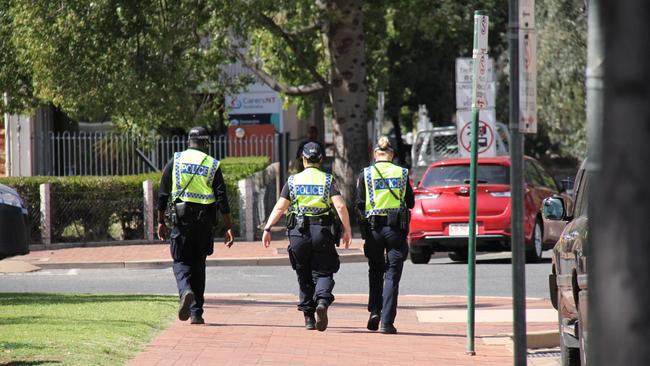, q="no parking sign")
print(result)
[456,109,497,158]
